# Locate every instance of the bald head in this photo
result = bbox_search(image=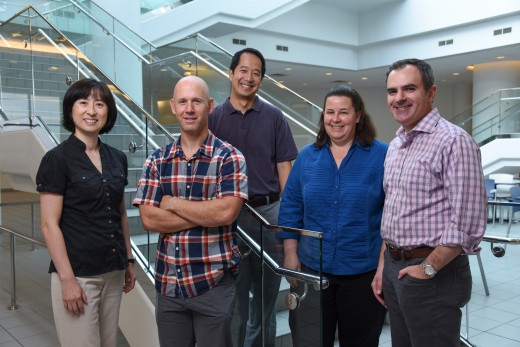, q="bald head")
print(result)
[170,76,214,139]
[173,76,211,101]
